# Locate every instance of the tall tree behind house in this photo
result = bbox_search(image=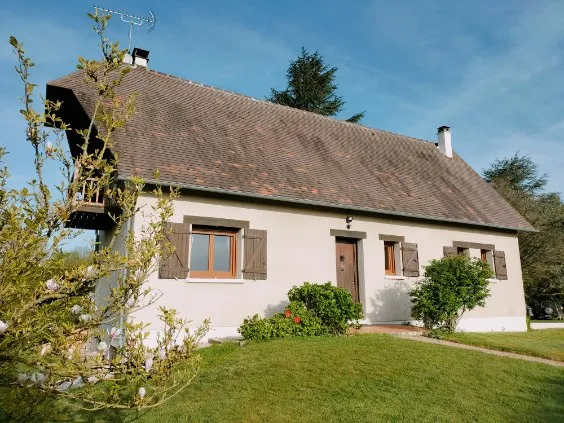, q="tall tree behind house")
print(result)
[268,47,365,123]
